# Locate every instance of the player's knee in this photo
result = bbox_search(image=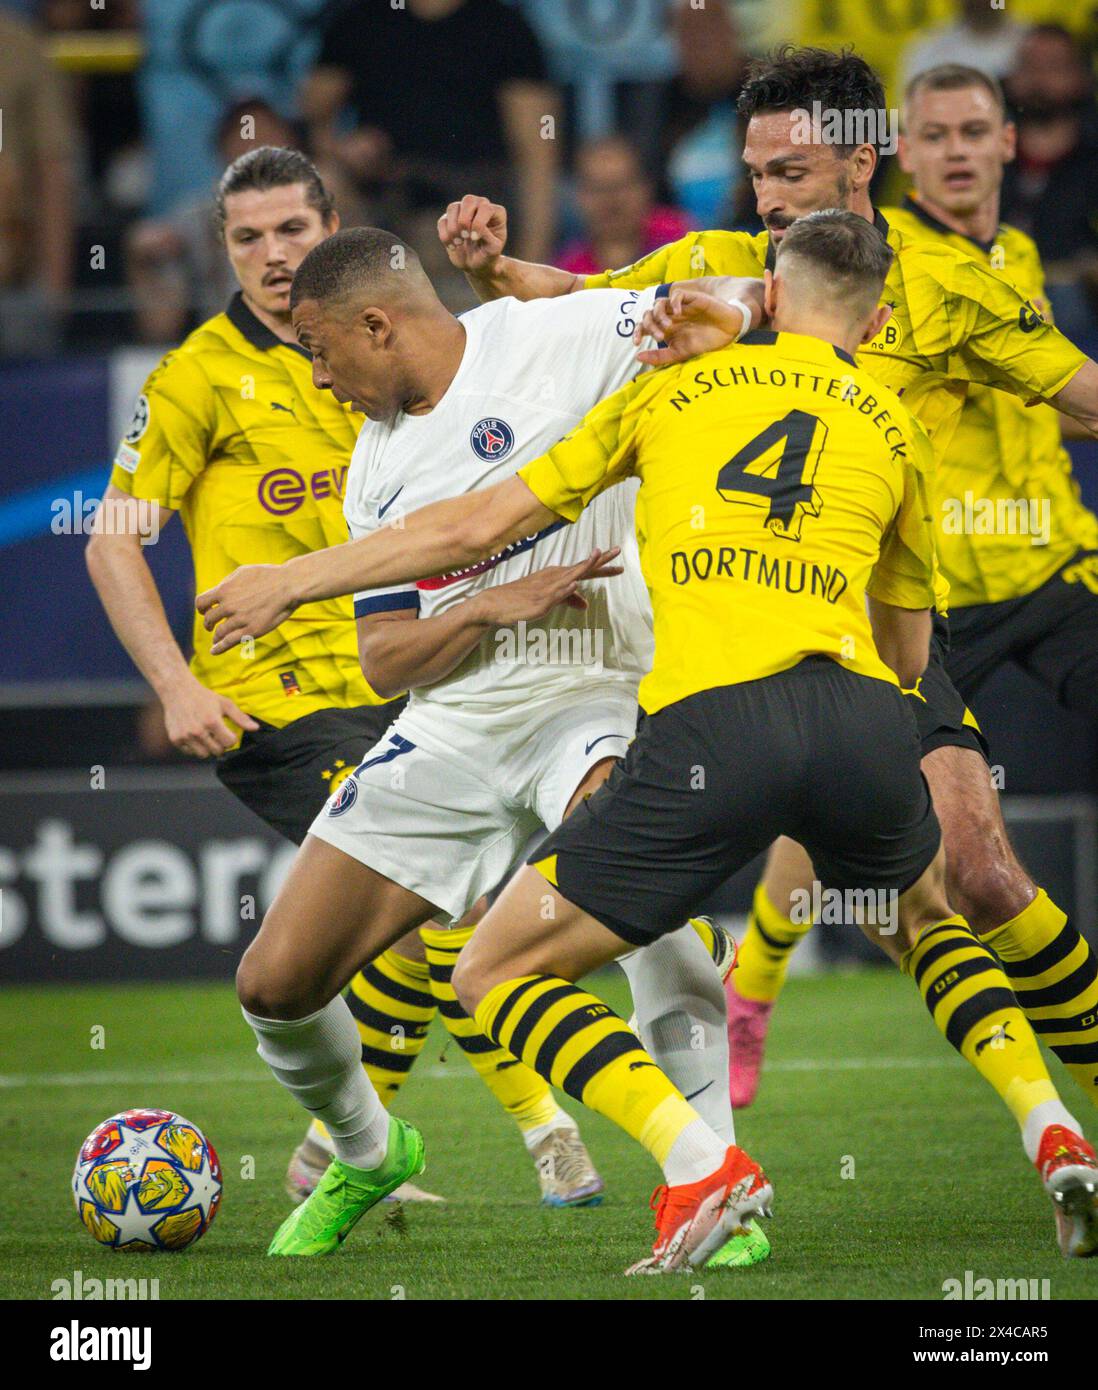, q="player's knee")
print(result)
[945,842,1032,934]
[451,949,488,1017]
[450,953,479,1015]
[236,943,318,1021]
